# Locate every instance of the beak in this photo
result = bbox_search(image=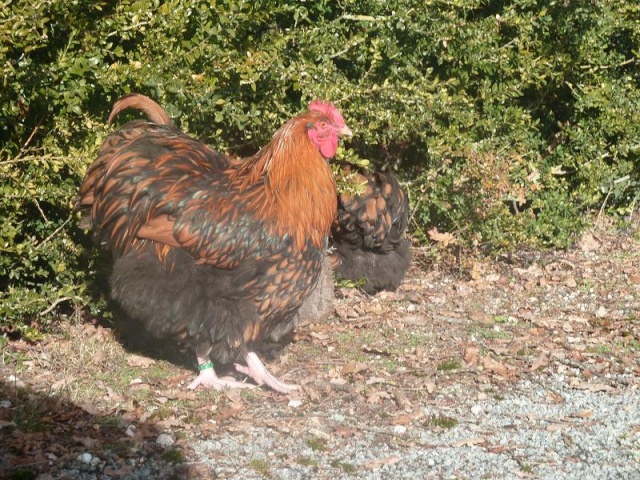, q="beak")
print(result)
[339,125,353,138]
